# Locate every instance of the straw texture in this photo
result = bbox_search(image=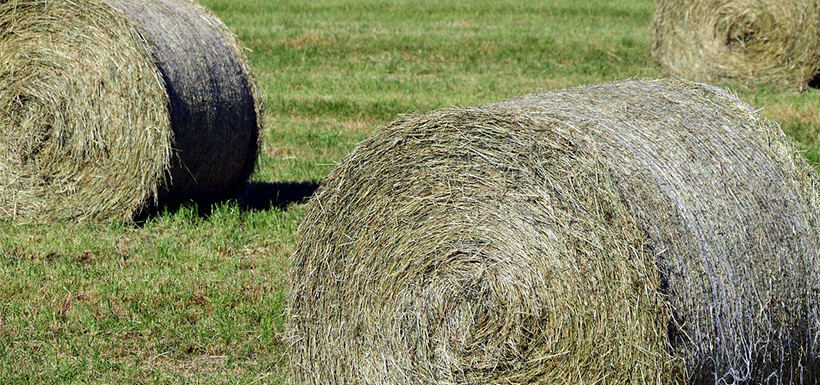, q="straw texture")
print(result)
[0,0,261,222]
[288,78,820,384]
[652,0,820,90]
